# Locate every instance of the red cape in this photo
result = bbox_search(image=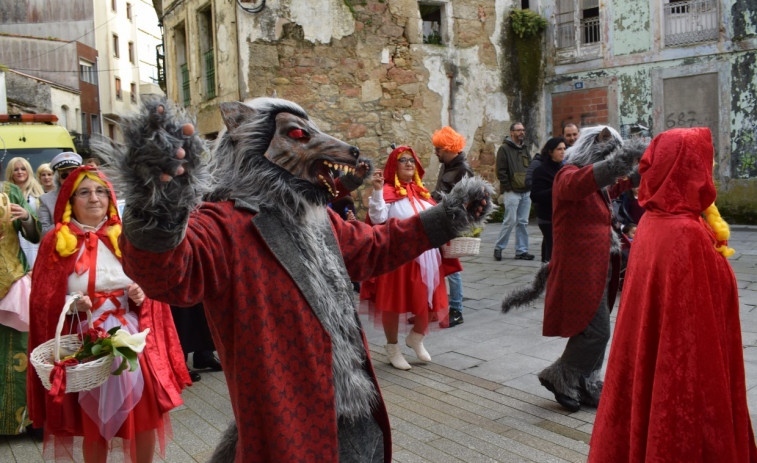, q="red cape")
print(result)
[26,167,190,430]
[589,128,757,462]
